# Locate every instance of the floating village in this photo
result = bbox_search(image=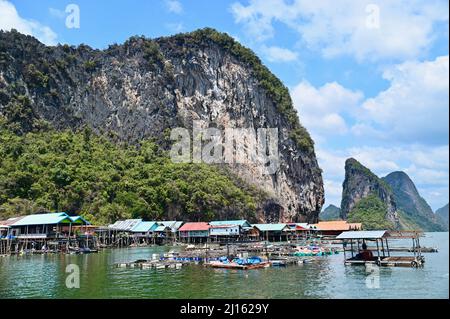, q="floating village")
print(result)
[0,212,436,269]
